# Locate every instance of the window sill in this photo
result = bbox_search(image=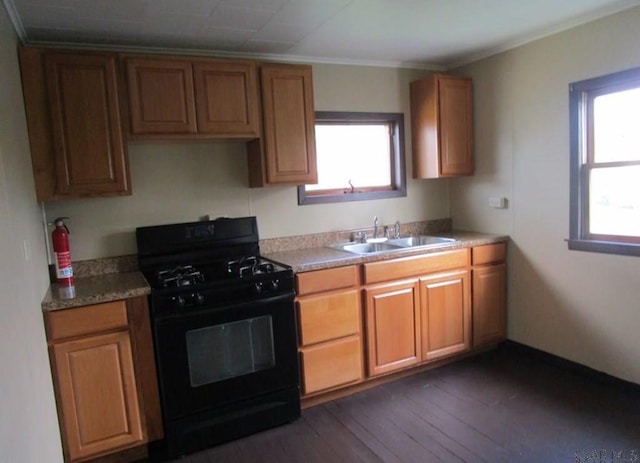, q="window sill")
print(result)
[298,187,406,205]
[567,238,640,257]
